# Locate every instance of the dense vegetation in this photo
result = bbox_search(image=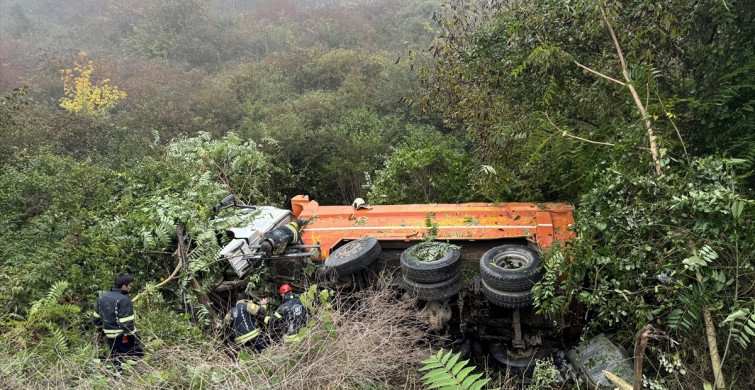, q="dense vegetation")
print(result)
[0,0,753,389]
